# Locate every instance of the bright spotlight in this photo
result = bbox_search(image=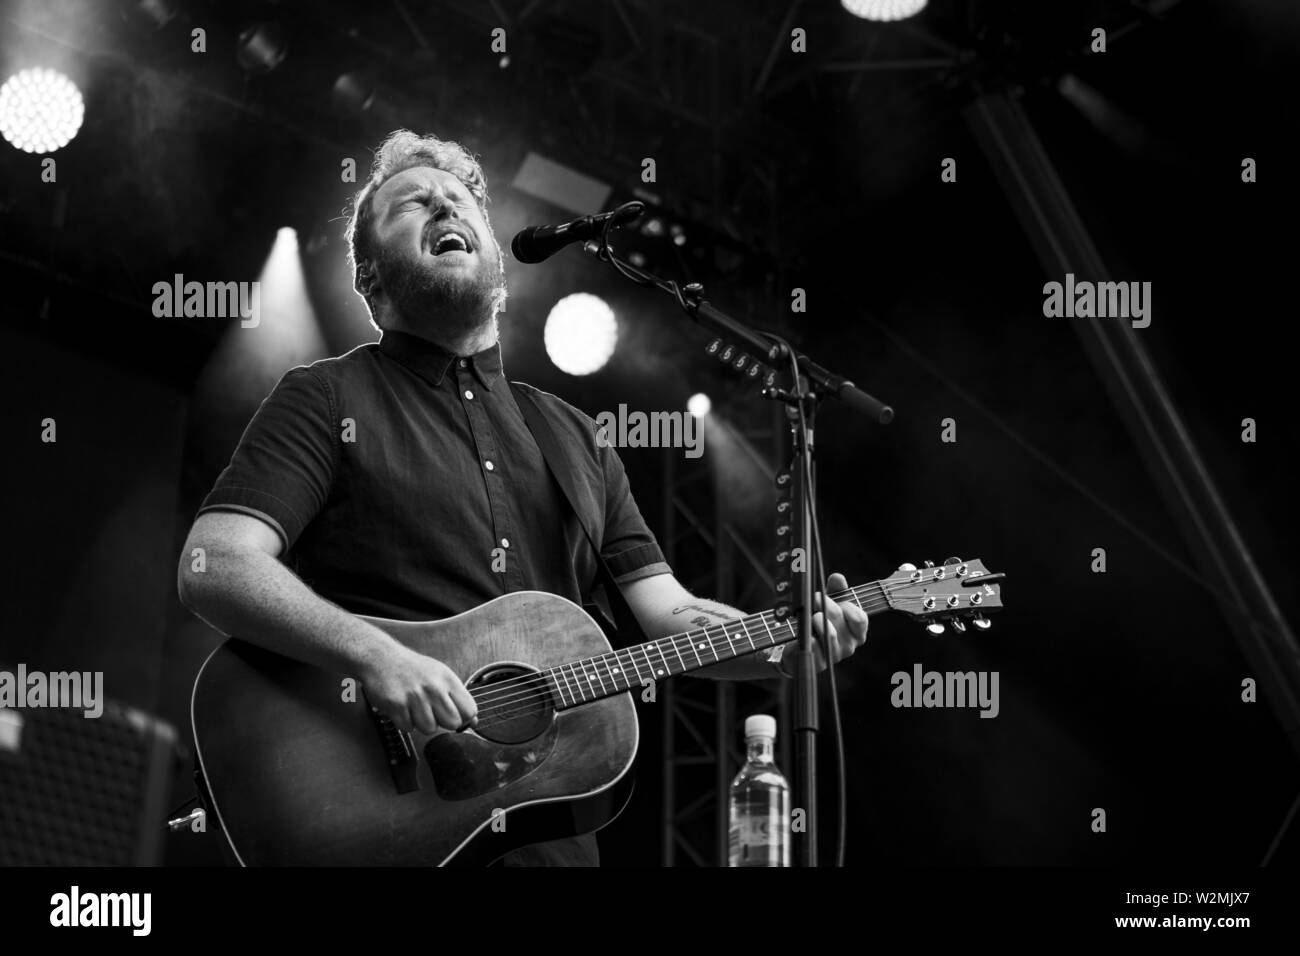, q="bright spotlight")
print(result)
[841,0,928,22]
[544,293,617,376]
[687,393,711,419]
[0,69,85,154]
